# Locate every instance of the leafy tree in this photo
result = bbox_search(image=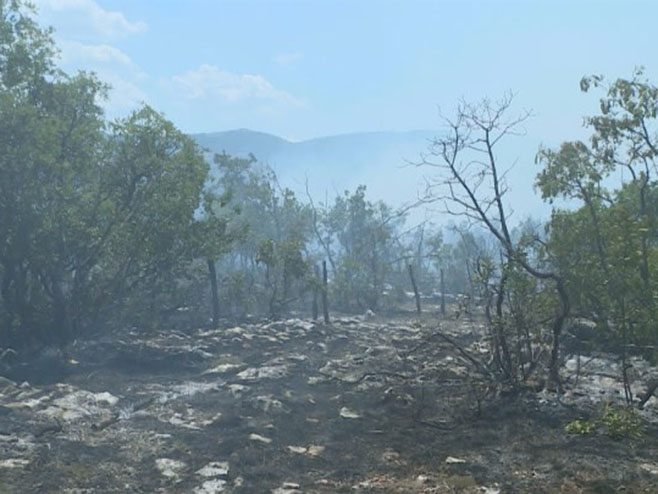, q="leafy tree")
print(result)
[211,154,313,318]
[0,1,210,347]
[316,185,405,311]
[537,69,658,401]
